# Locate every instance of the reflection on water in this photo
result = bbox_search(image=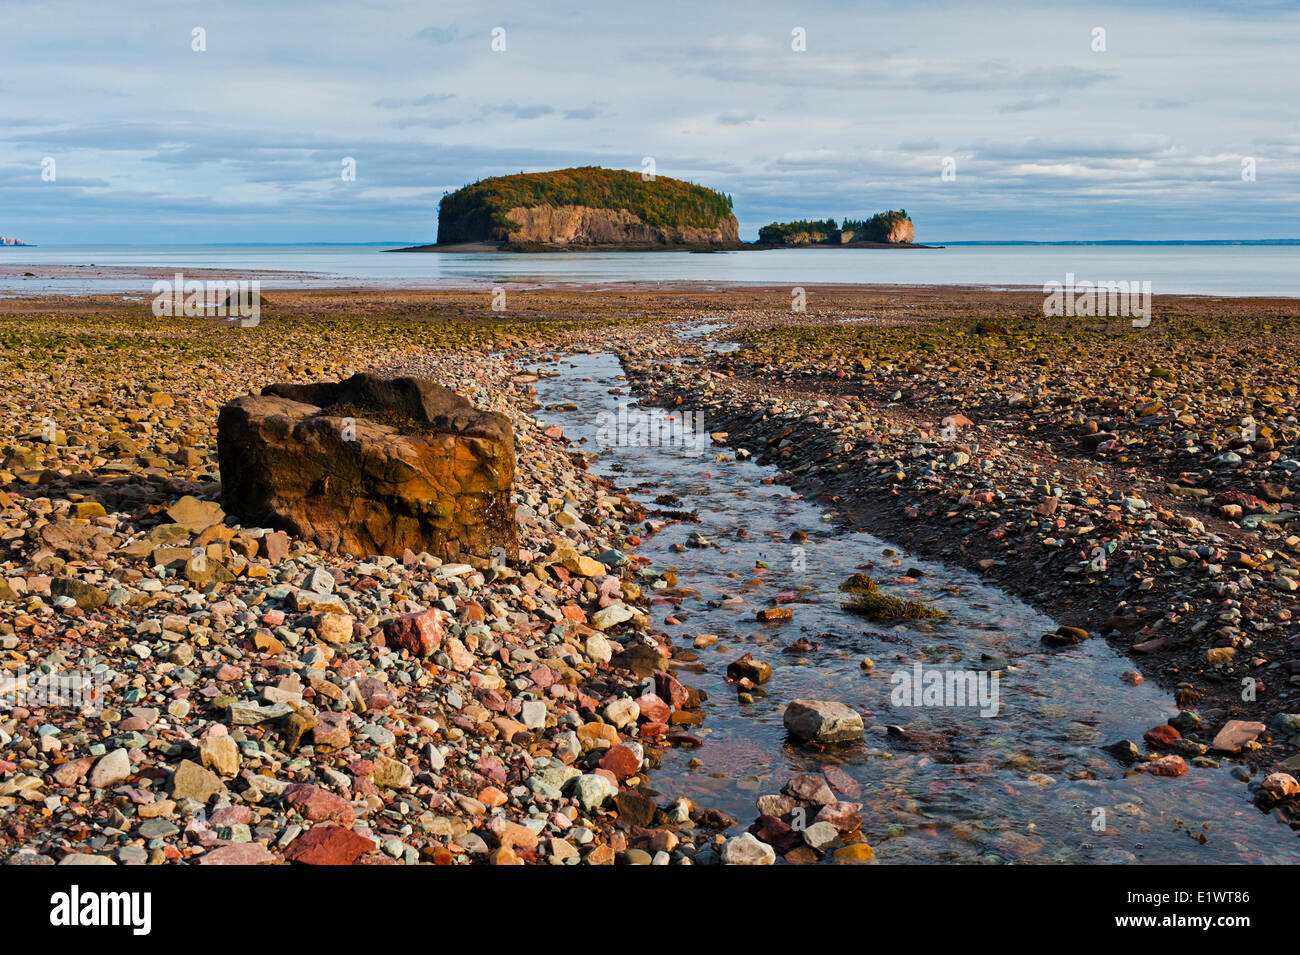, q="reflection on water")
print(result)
[534,350,1300,864]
